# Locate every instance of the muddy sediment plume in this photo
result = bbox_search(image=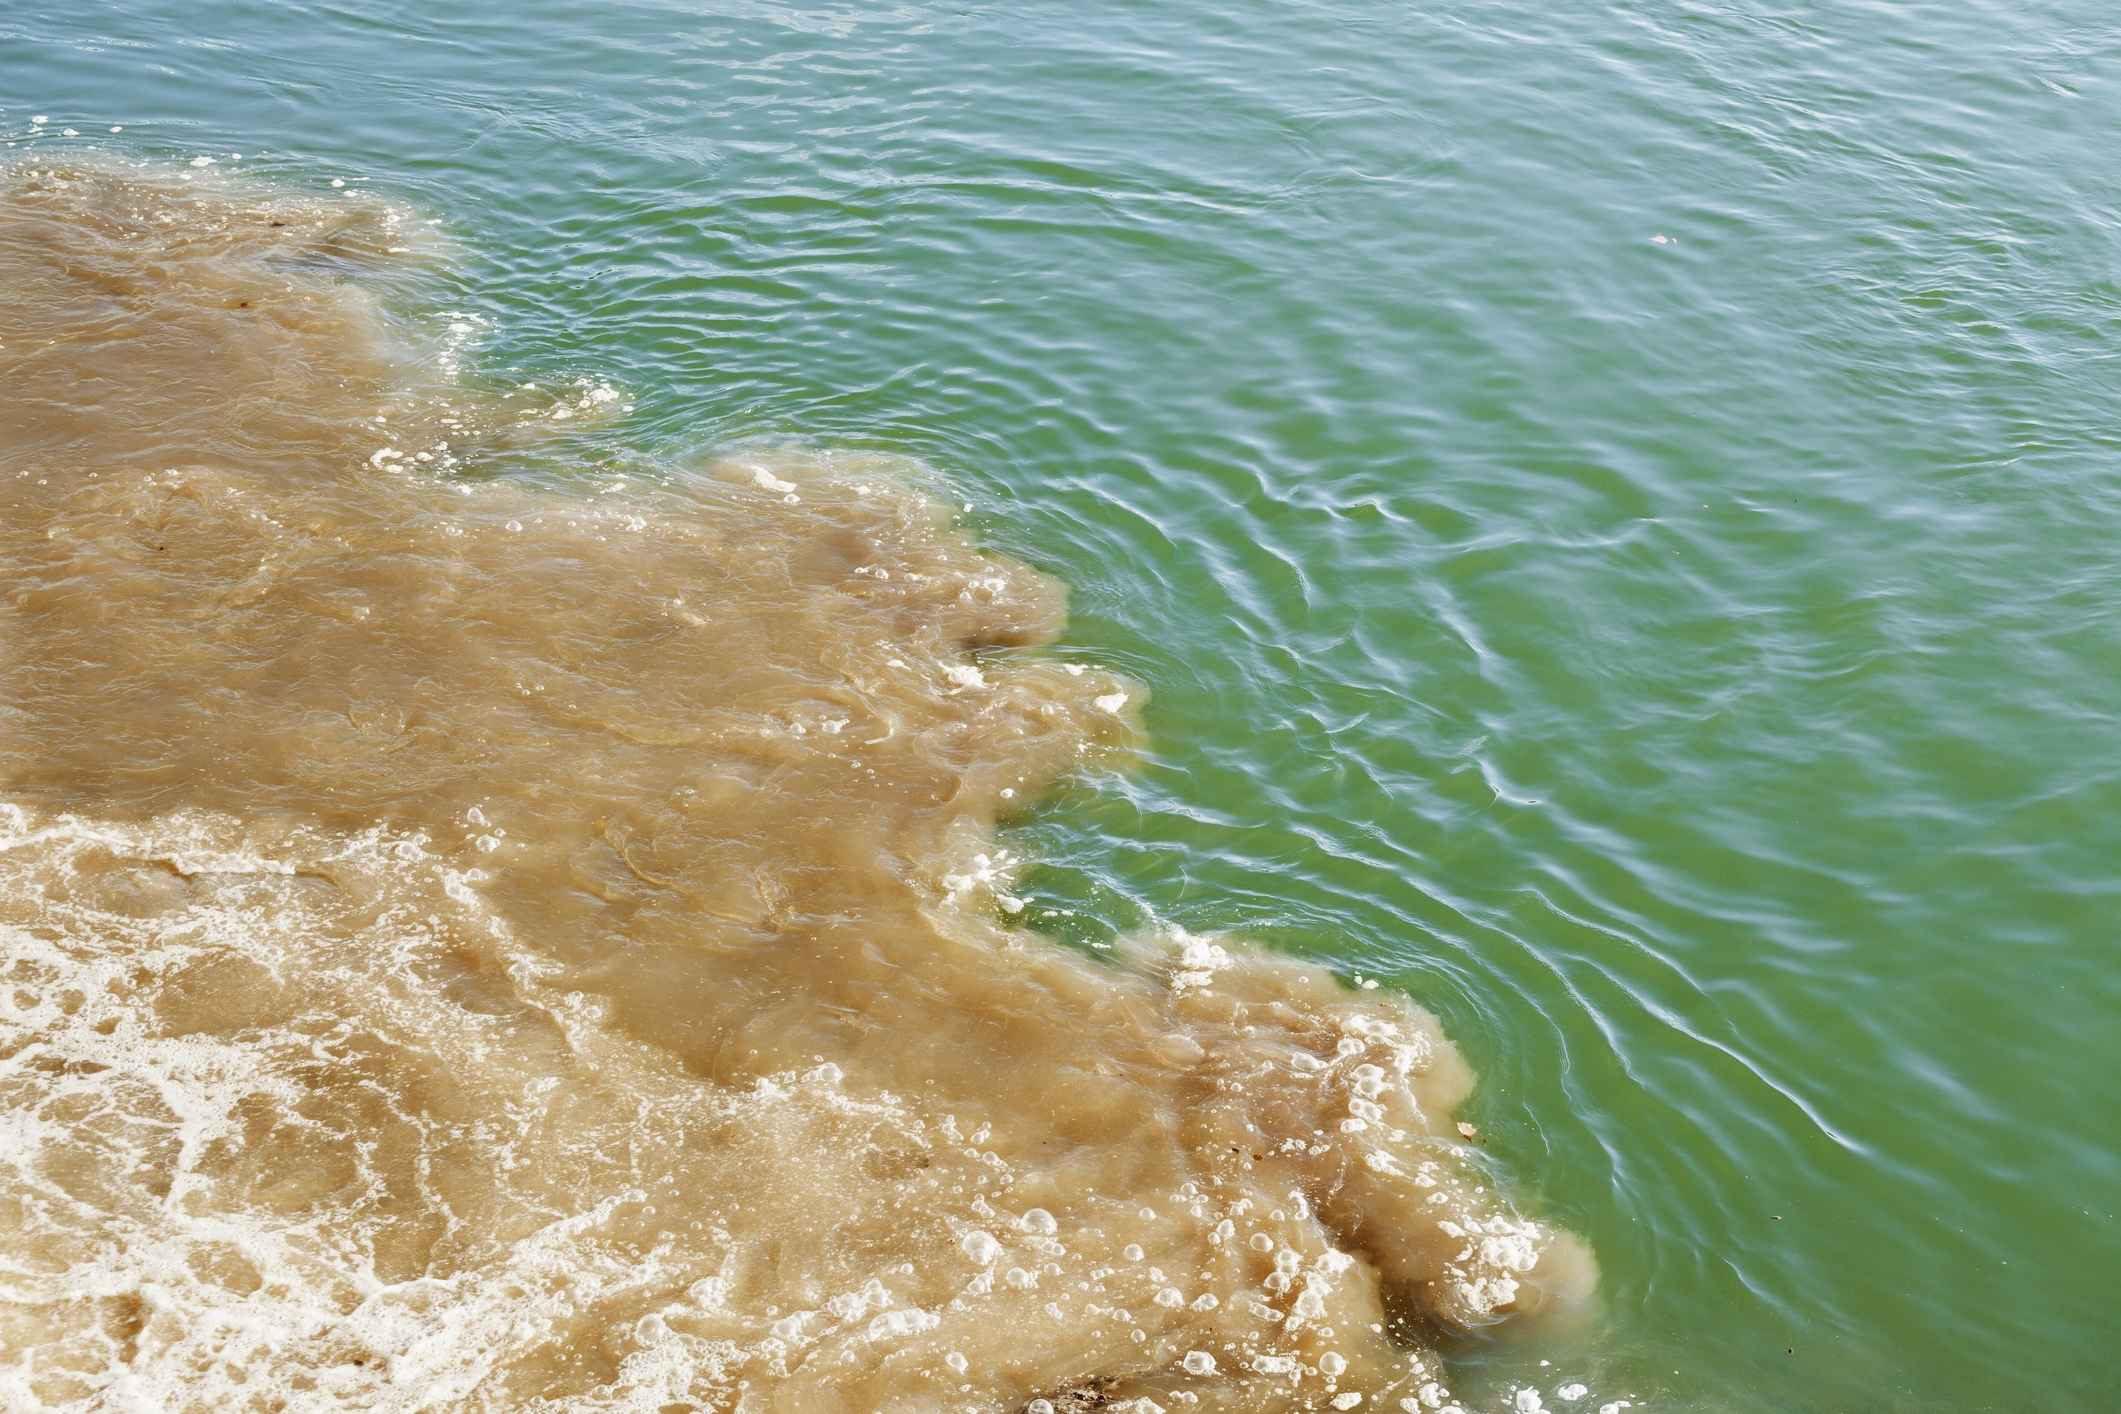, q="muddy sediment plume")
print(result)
[0,162,1594,1413]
